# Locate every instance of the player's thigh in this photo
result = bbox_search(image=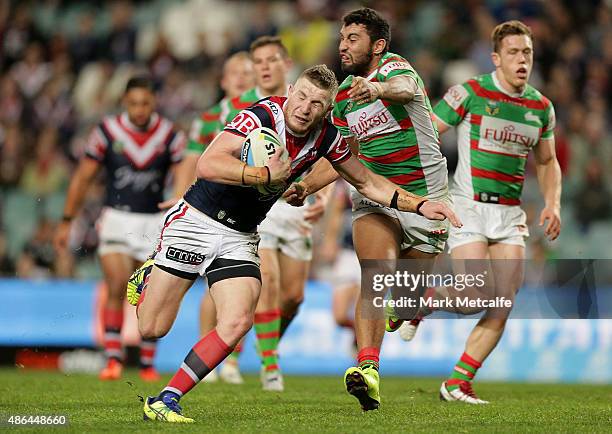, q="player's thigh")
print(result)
[99,252,134,297]
[352,213,402,261]
[278,251,309,304]
[137,265,194,337]
[210,276,261,341]
[489,242,525,296]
